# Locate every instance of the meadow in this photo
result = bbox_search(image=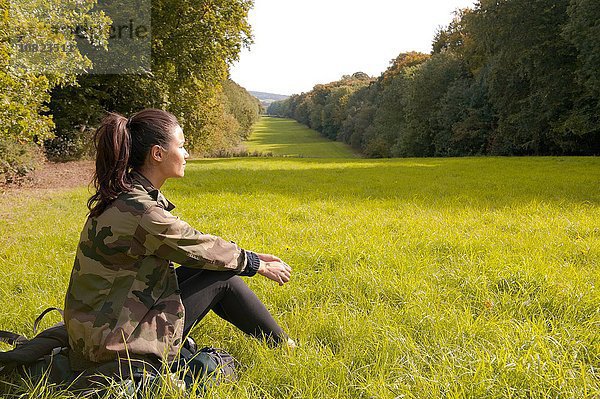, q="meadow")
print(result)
[0,118,598,398]
[243,117,359,158]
